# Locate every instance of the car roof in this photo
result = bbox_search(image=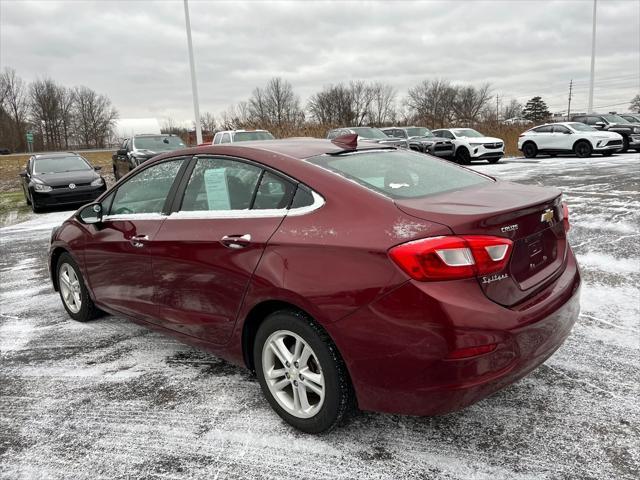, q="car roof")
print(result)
[33,152,81,159]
